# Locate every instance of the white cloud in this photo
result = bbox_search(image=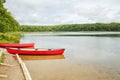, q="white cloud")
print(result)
[4,0,120,25]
